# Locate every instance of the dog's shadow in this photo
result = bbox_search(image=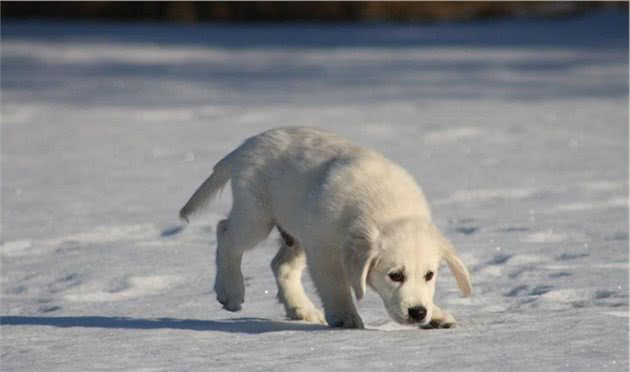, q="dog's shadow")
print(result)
[0,315,329,334]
